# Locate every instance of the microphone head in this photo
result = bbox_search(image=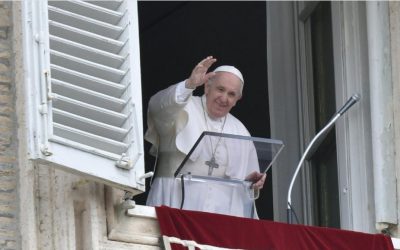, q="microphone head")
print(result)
[352,93,361,102]
[337,93,361,115]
